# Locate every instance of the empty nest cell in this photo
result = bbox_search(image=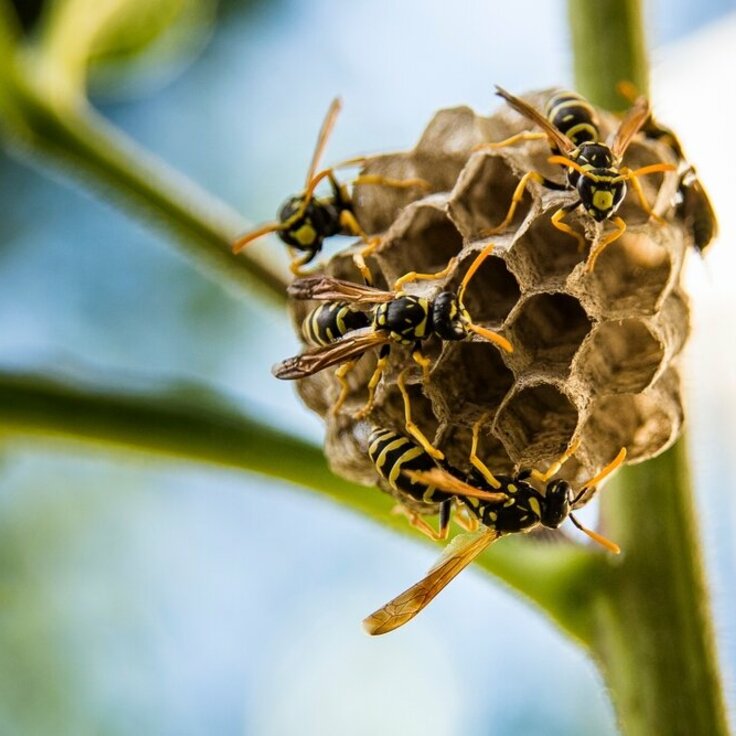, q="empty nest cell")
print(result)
[494,382,580,466]
[506,292,592,374]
